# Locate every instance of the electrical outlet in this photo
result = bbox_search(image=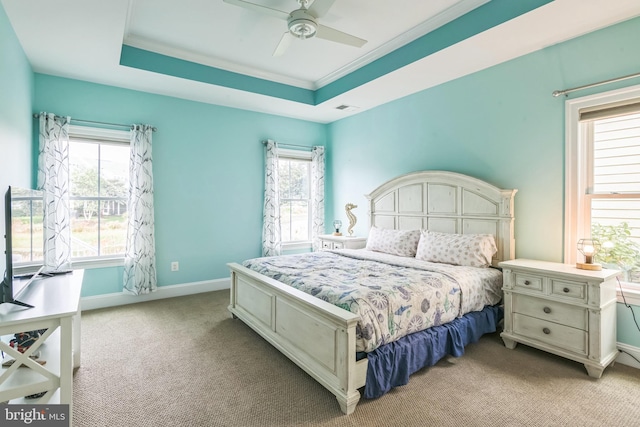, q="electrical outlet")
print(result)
[171,261,179,272]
